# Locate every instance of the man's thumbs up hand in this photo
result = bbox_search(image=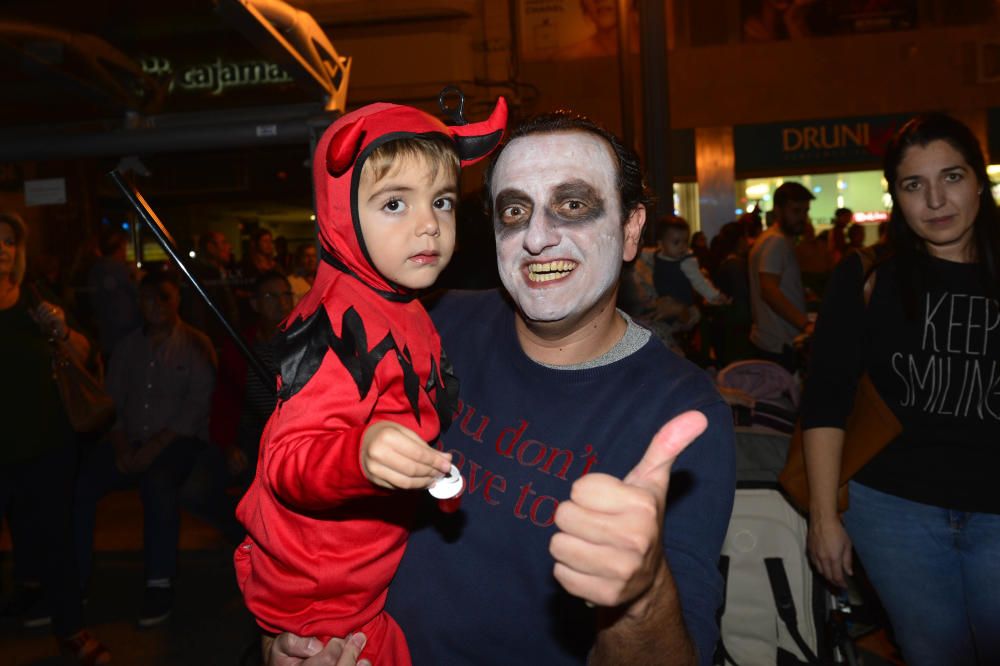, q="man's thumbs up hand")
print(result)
[624,411,707,507]
[550,411,707,608]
